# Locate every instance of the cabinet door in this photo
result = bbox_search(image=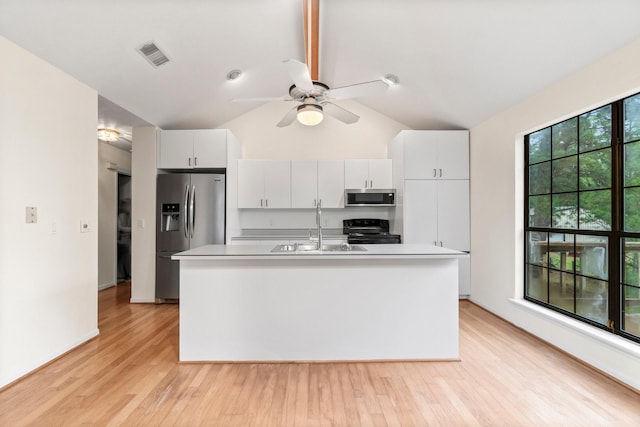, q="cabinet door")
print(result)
[264,160,291,208]
[404,131,437,179]
[291,160,318,208]
[317,160,345,208]
[403,180,438,245]
[368,159,393,188]
[193,130,227,168]
[237,160,264,208]
[437,131,469,180]
[437,180,470,251]
[344,159,369,188]
[159,130,193,169]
